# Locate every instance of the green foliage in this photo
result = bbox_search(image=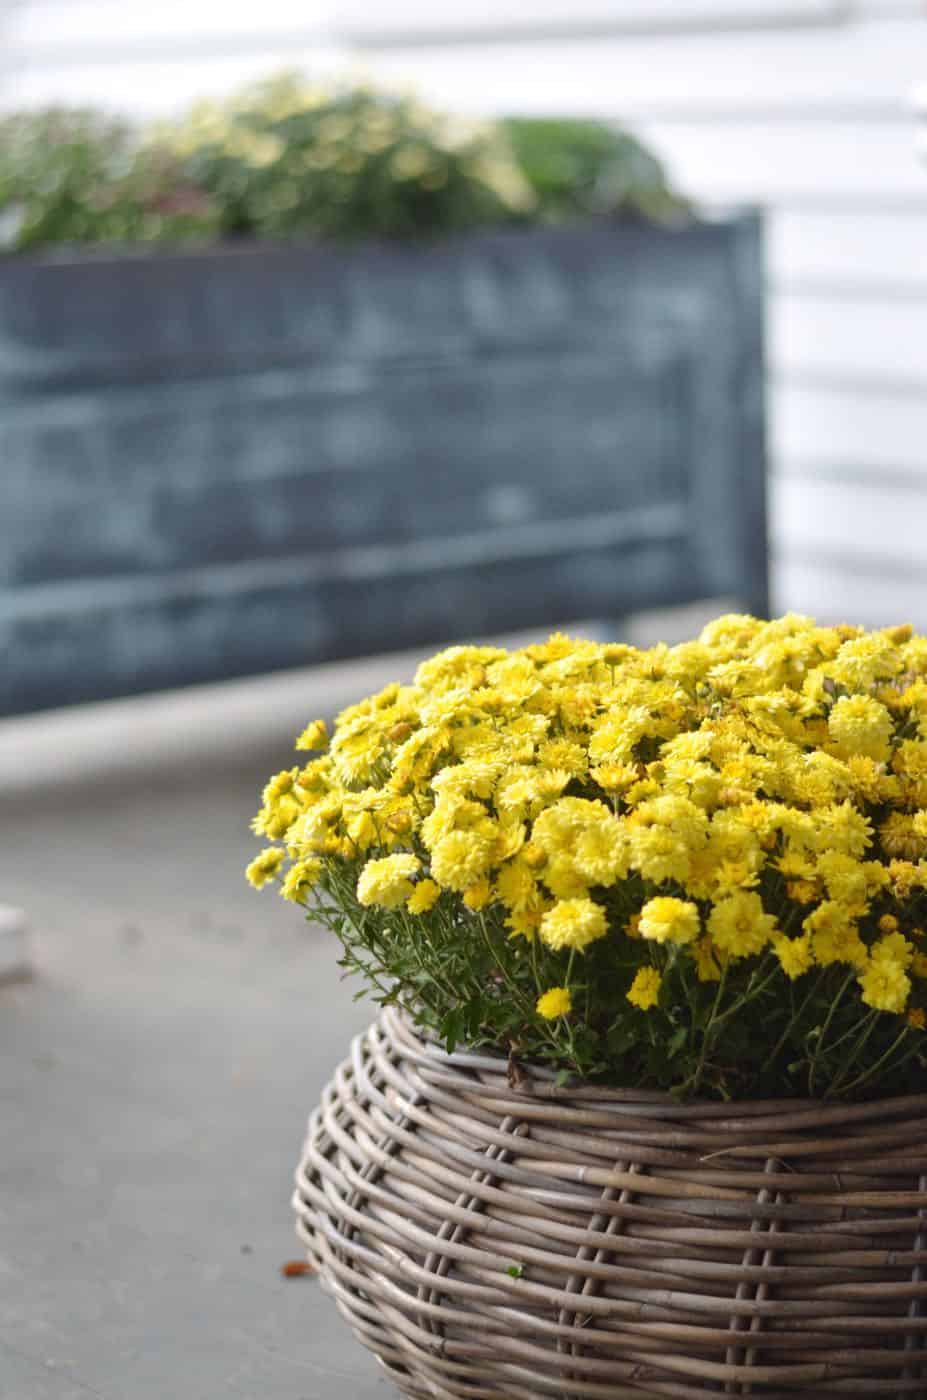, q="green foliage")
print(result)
[0,79,685,253]
[313,858,927,1104]
[0,108,219,252]
[155,72,535,241]
[501,116,688,225]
